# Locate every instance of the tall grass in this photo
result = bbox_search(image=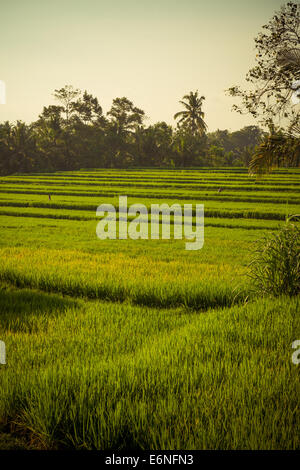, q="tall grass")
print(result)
[0,168,299,450]
[248,217,300,297]
[0,286,299,450]
[0,247,240,309]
